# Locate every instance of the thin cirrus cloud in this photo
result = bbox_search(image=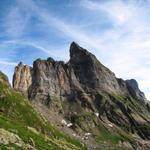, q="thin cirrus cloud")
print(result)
[0,60,17,66]
[4,6,30,39]
[0,0,150,100]
[80,0,150,99]
[15,0,107,52]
